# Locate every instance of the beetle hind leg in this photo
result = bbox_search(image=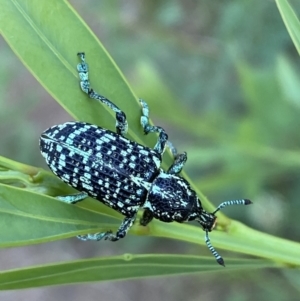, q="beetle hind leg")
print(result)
[77,215,137,242]
[77,52,128,136]
[56,192,88,204]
